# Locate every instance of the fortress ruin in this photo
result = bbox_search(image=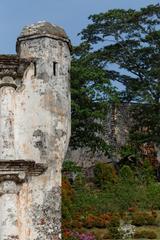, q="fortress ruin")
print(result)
[0,21,71,240]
